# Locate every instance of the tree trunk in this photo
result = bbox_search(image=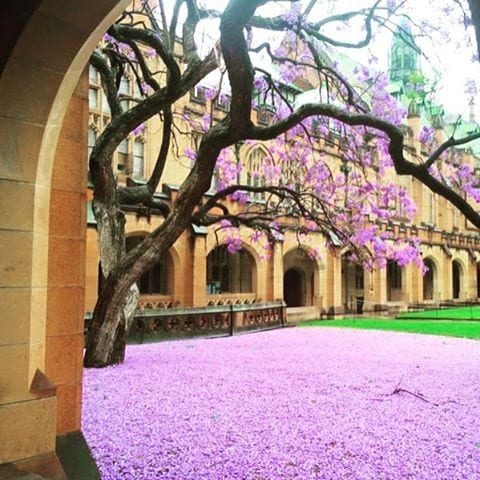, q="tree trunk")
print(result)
[84,199,139,367]
[84,280,138,367]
